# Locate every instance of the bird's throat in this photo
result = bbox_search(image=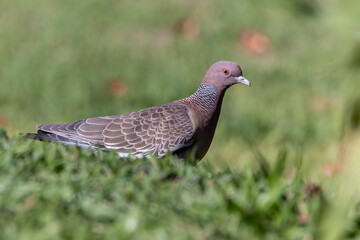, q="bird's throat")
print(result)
[182,83,225,124]
[191,83,218,111]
